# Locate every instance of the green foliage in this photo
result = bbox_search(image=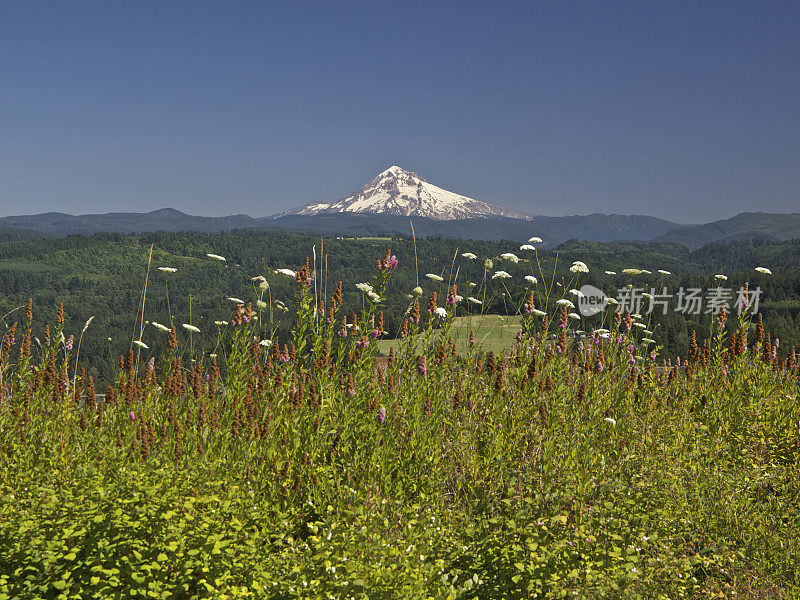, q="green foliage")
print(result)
[0,239,799,598]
